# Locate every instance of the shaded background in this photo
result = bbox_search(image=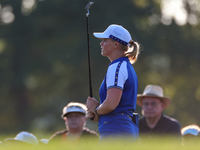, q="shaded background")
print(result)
[0,0,200,137]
